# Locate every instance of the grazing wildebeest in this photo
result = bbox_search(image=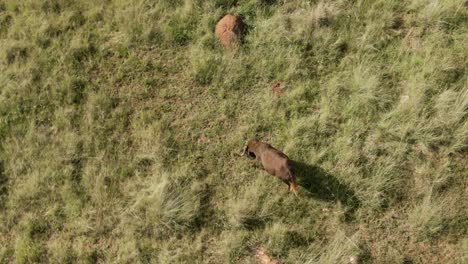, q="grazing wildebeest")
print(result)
[243,139,298,196]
